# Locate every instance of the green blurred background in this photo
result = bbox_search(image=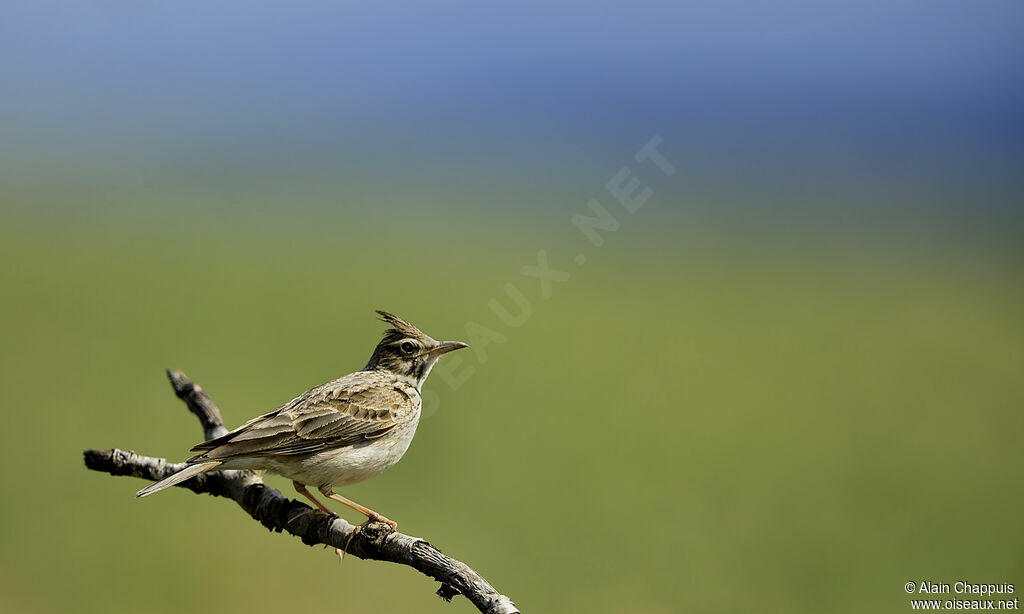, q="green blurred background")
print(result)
[2,2,1023,613]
